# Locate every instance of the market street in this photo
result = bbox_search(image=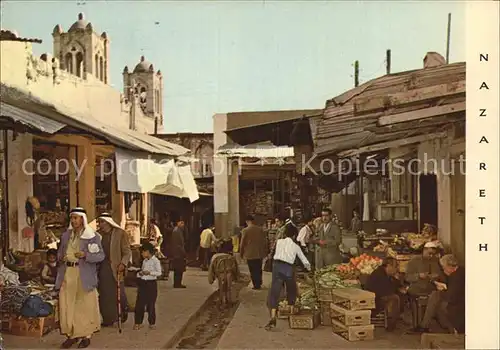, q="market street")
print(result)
[2,269,217,349]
